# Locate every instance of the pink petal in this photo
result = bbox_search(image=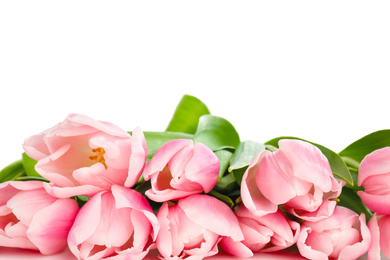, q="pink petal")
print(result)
[111,185,158,240]
[219,236,253,257]
[178,194,244,242]
[296,227,329,260]
[378,215,390,259]
[338,214,371,260]
[125,127,147,188]
[43,182,104,199]
[27,198,79,255]
[357,191,390,215]
[156,202,174,259]
[68,192,104,257]
[257,149,311,205]
[145,188,200,203]
[241,151,278,217]
[143,139,193,181]
[278,139,333,191]
[358,147,390,186]
[367,214,381,260]
[7,189,57,226]
[87,192,134,248]
[0,233,37,250]
[184,143,219,193]
[66,113,130,138]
